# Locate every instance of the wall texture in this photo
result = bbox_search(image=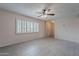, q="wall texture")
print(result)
[0,10,45,47]
[55,16,79,43]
